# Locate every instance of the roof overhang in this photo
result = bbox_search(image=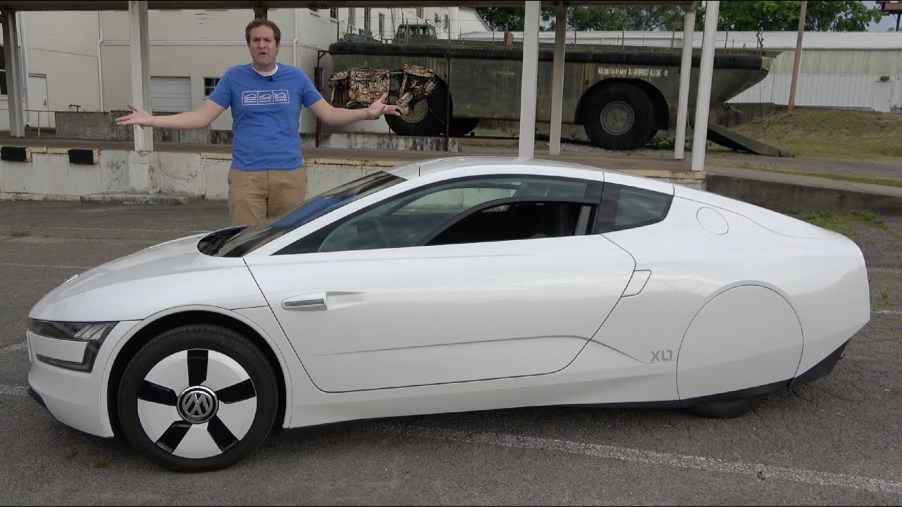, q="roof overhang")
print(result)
[0,1,698,12]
